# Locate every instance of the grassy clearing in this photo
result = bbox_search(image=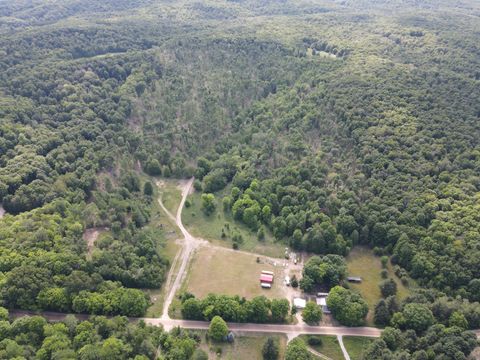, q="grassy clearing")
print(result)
[182,191,284,258]
[183,246,286,299]
[346,247,412,325]
[299,335,344,360]
[159,179,182,215]
[199,332,287,360]
[343,336,374,360]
